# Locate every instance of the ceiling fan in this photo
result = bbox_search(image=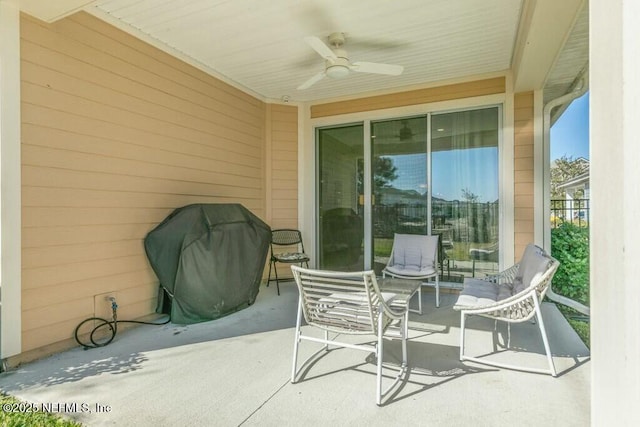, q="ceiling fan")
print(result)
[297,32,404,90]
